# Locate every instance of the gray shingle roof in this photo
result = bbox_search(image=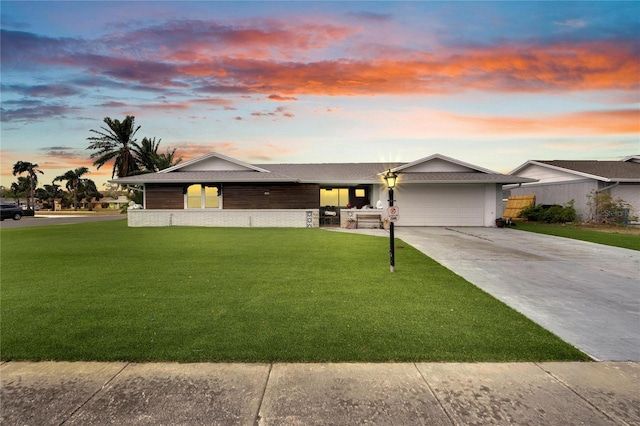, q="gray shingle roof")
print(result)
[113,158,535,185]
[254,163,404,183]
[537,160,640,181]
[393,172,531,183]
[117,170,295,184]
